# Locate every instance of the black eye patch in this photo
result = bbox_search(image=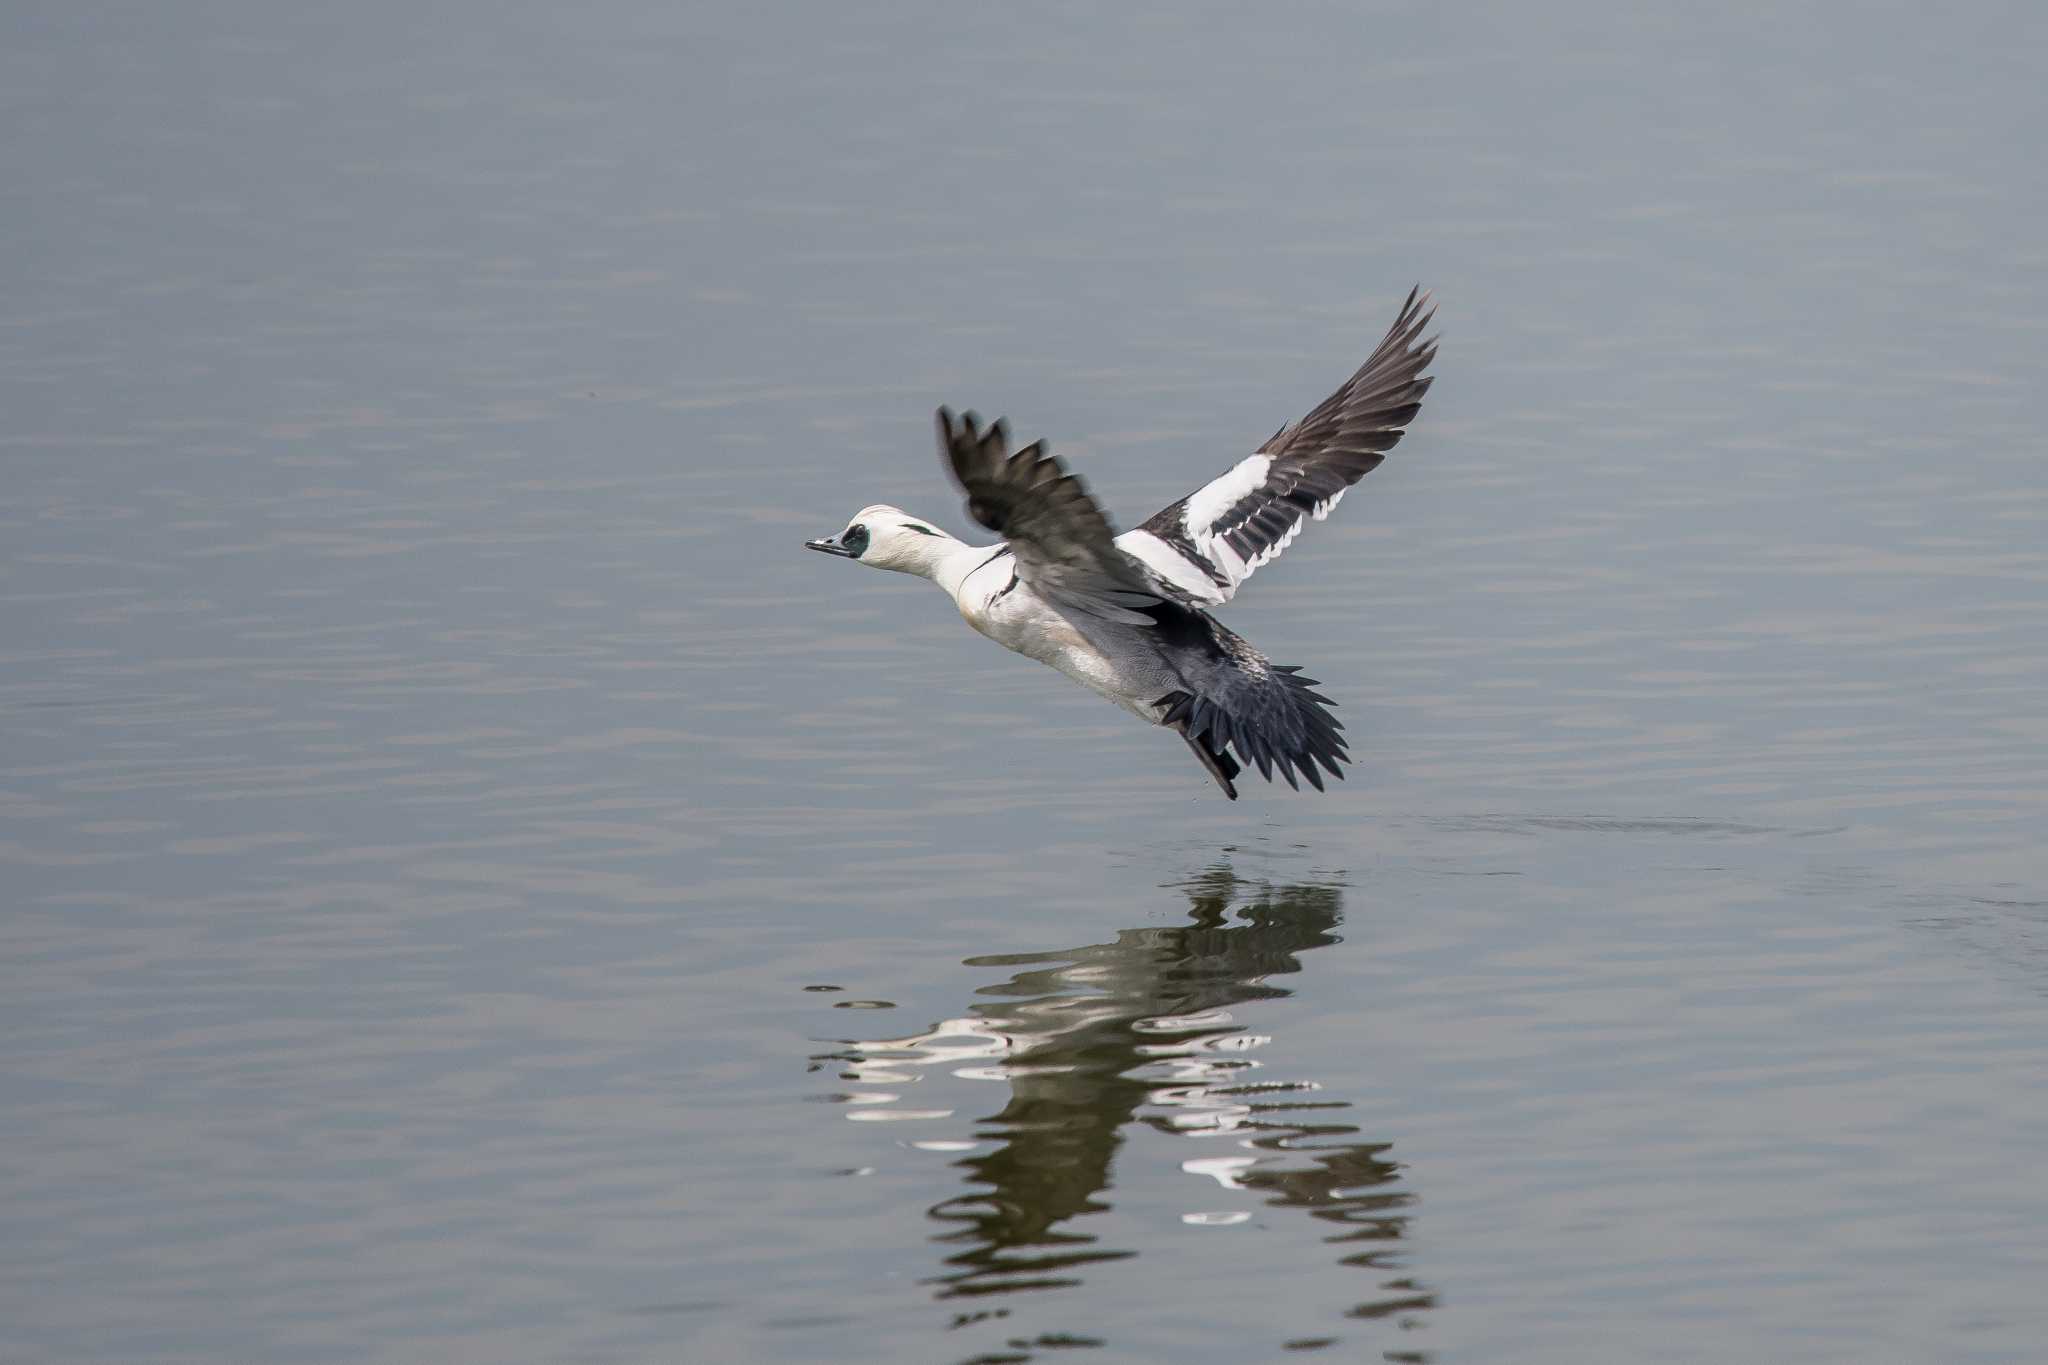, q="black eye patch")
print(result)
[843,524,870,557]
